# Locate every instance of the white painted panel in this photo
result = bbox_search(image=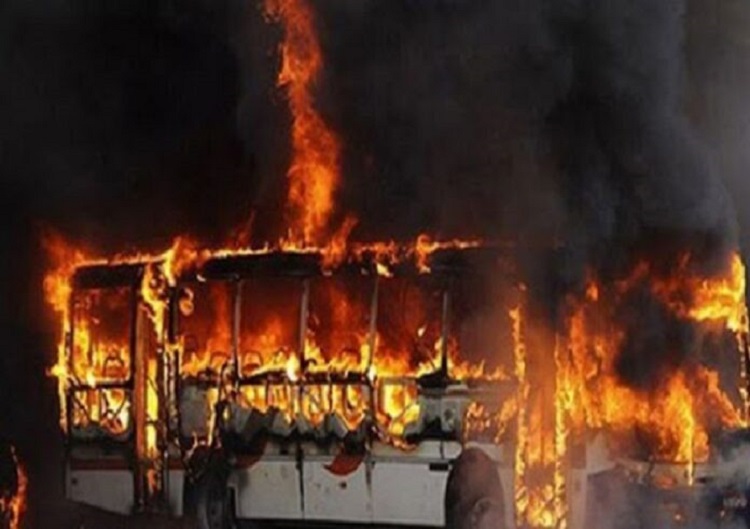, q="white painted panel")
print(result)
[372,440,443,459]
[232,461,302,520]
[167,469,185,516]
[371,460,447,526]
[498,467,516,529]
[68,469,134,515]
[302,459,371,523]
[568,470,588,529]
[464,441,505,463]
